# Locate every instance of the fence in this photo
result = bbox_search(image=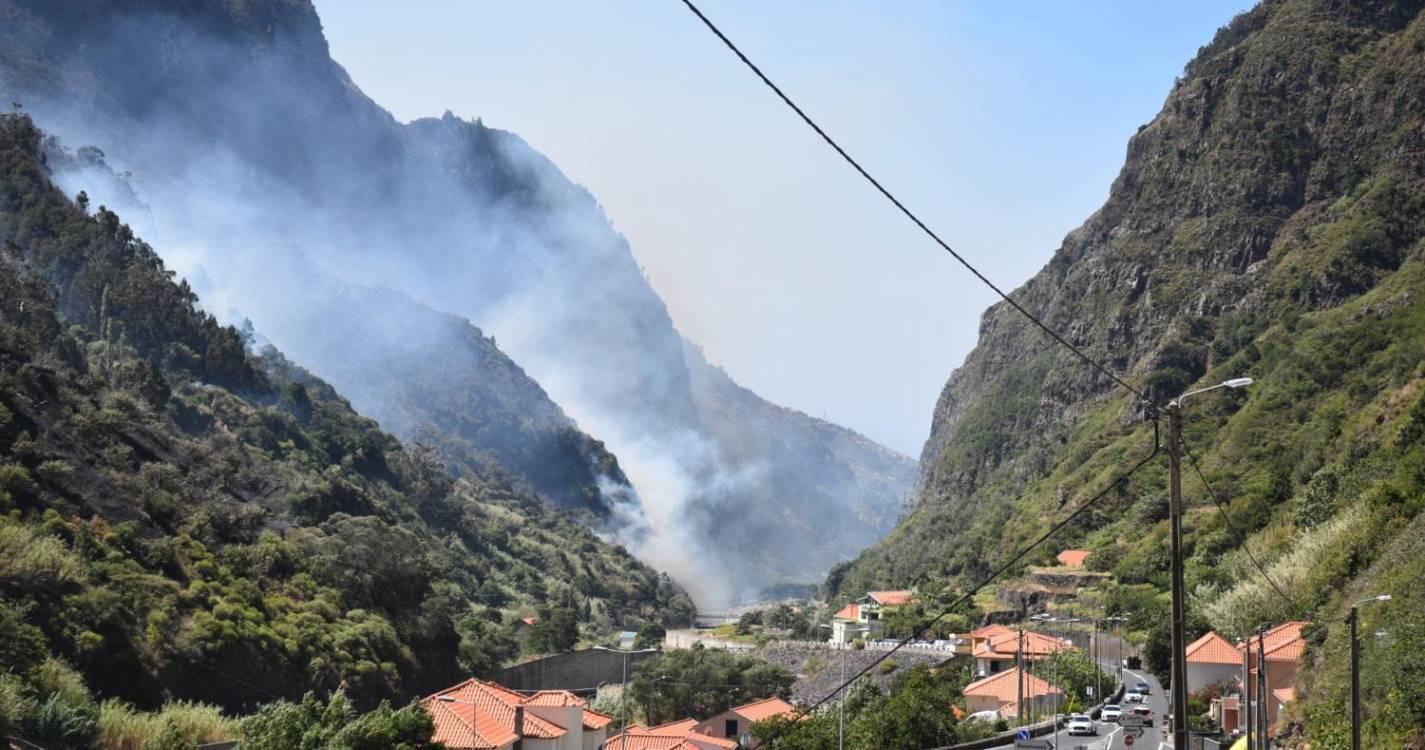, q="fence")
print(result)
[768,639,959,654]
